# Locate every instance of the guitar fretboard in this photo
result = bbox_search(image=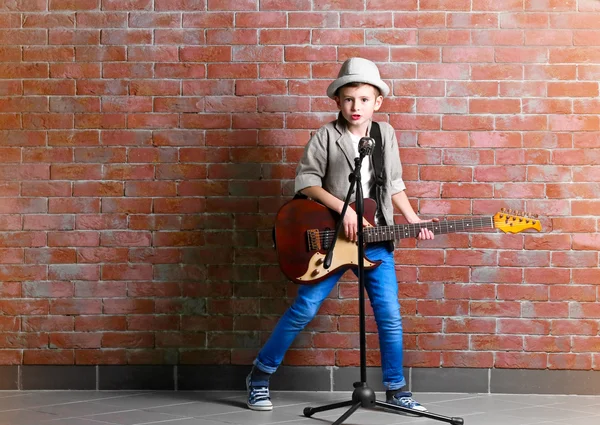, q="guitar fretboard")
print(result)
[364,217,495,243]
